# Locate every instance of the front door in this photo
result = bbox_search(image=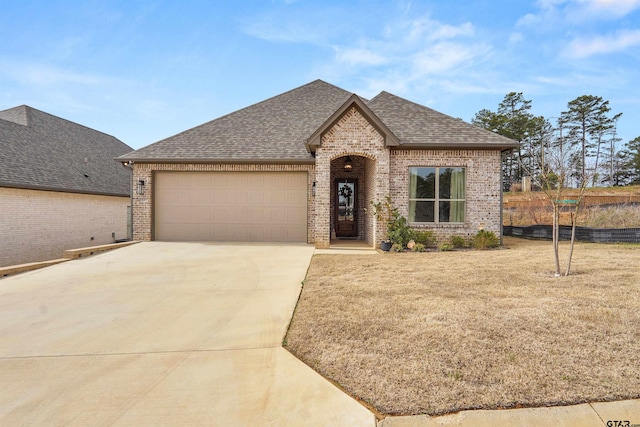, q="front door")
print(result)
[335,179,357,238]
